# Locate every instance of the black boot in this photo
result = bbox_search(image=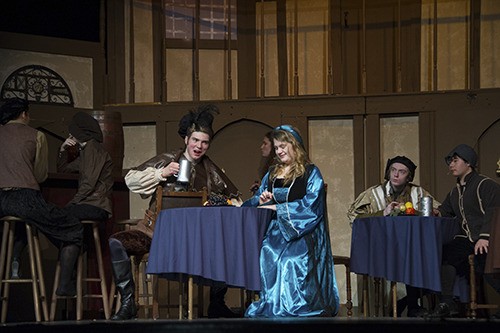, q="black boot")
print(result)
[56,244,79,296]
[207,285,239,318]
[111,259,137,320]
